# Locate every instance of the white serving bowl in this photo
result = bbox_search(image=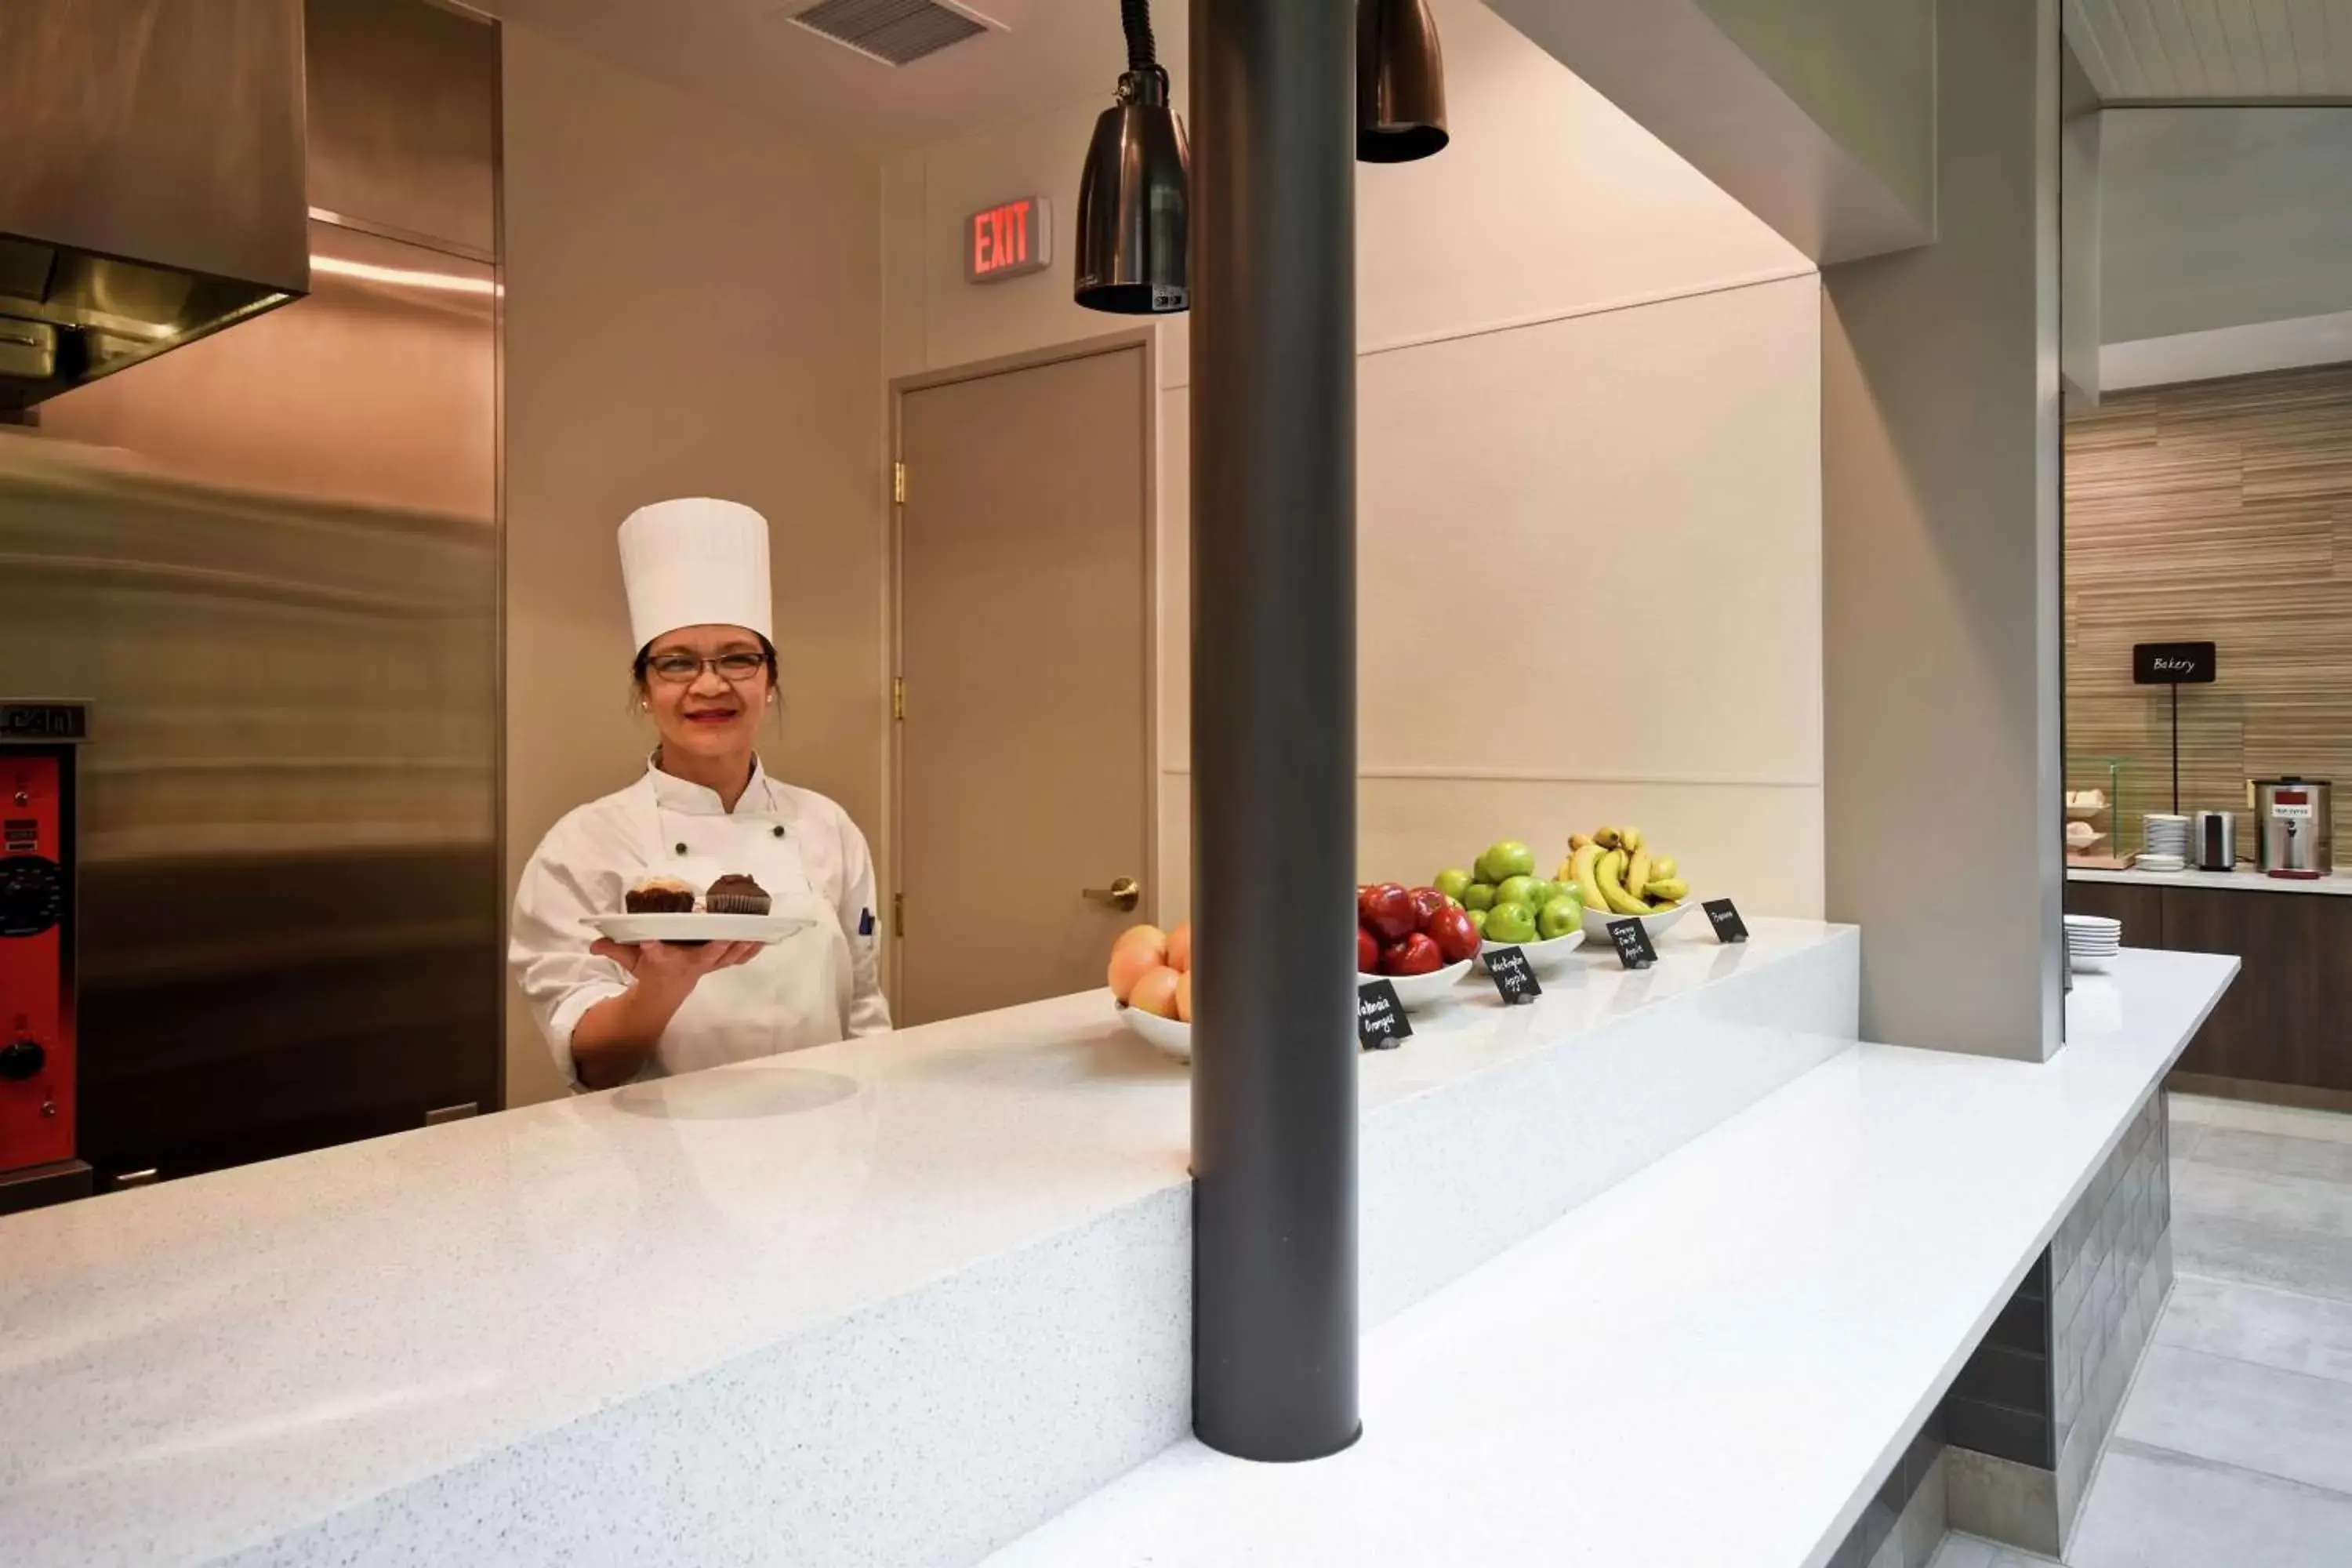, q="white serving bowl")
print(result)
[1114,1002,1191,1062]
[1359,956,1476,1008]
[1500,928,1589,973]
[1579,899,1697,946]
